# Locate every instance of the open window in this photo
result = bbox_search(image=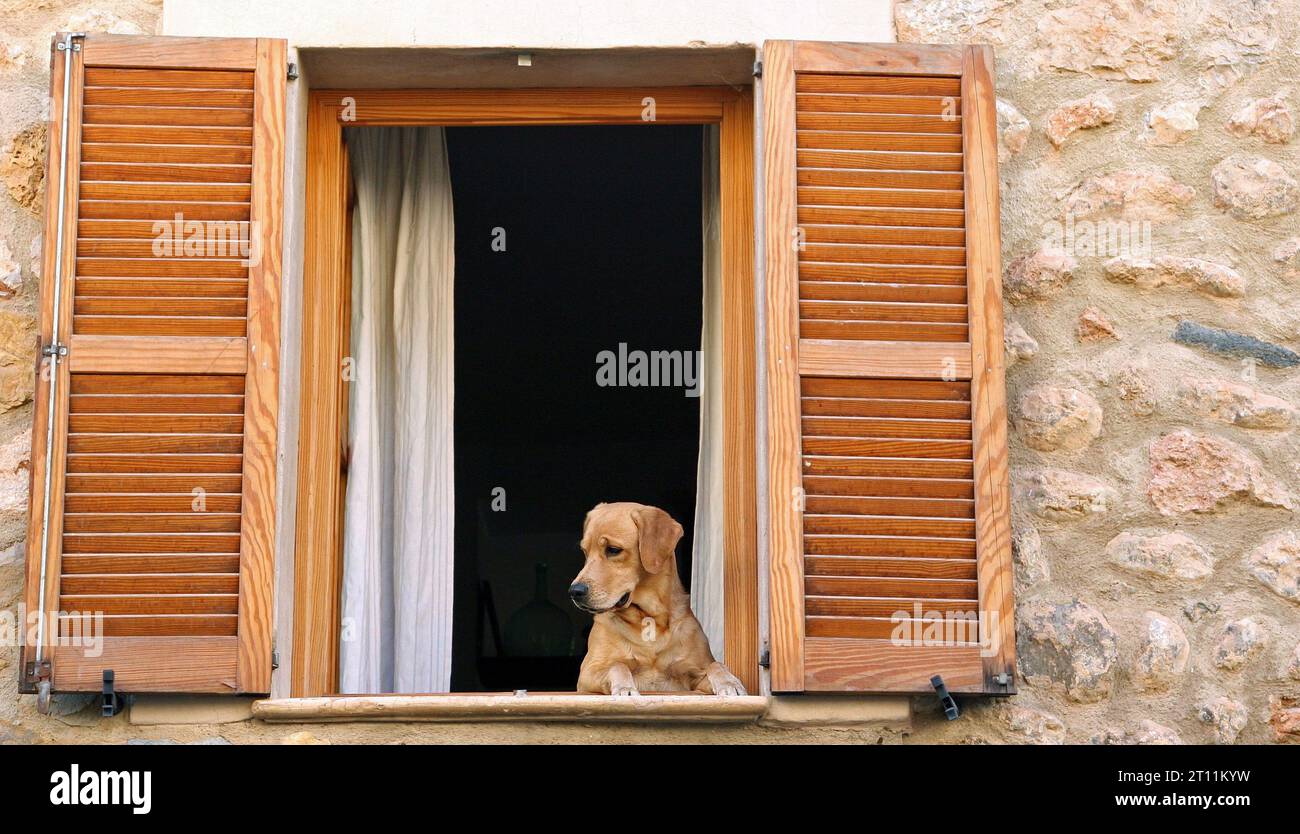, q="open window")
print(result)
[292,88,758,698]
[444,125,706,692]
[336,122,709,693]
[23,35,1013,711]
